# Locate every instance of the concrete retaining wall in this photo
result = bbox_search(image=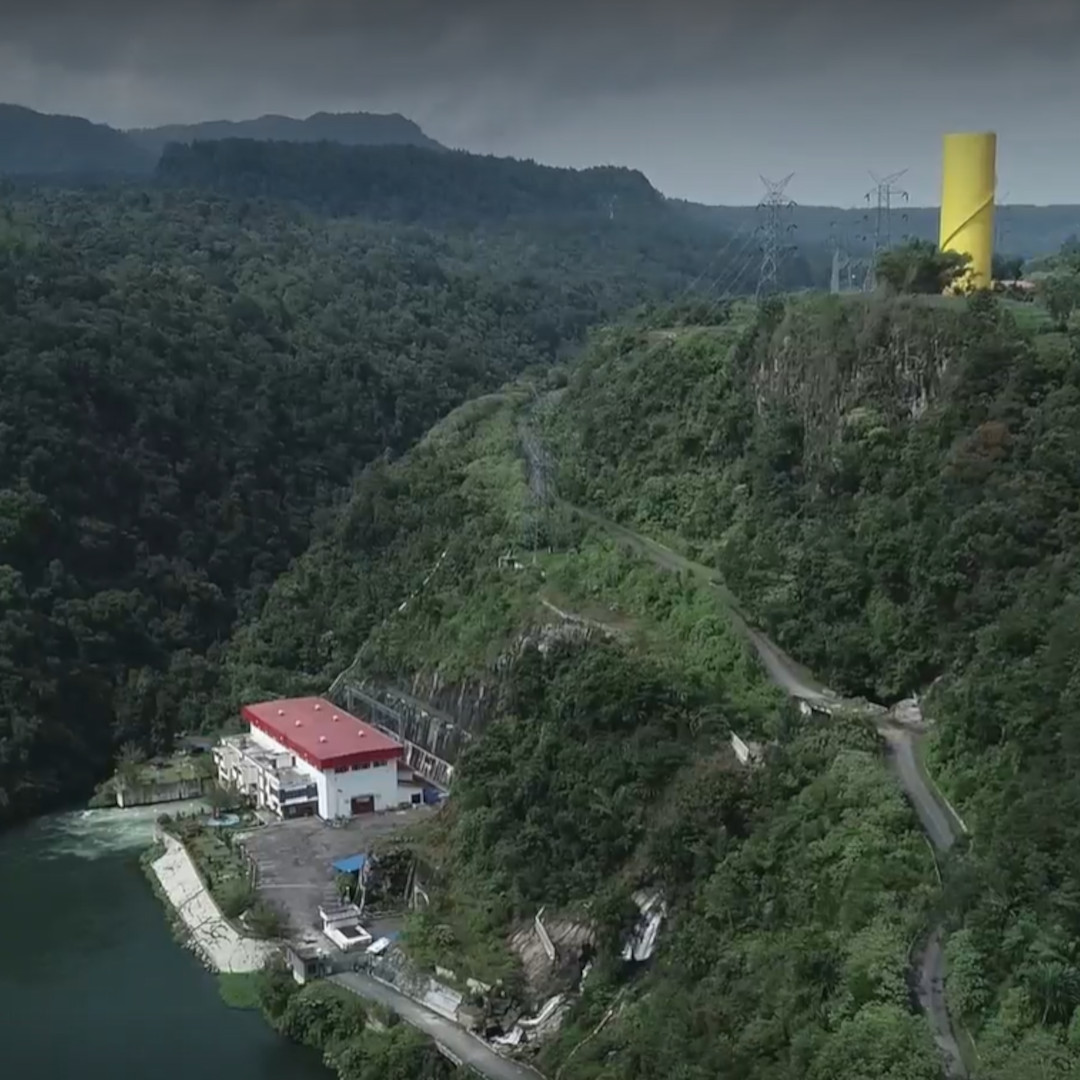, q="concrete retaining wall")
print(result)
[118,777,213,807]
